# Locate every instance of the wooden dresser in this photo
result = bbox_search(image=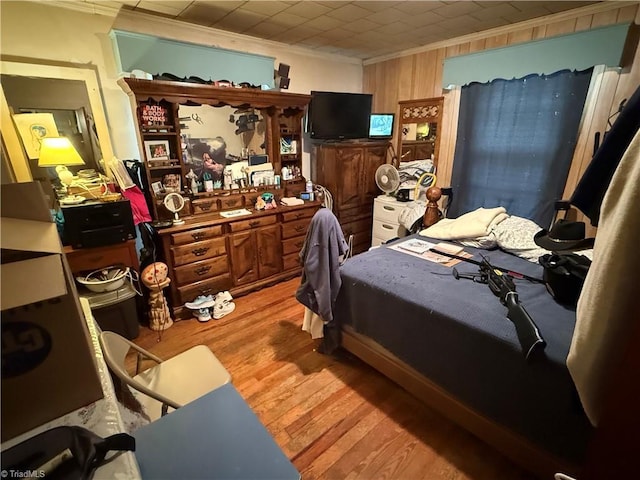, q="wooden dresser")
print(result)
[158,201,320,319]
[311,141,389,254]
